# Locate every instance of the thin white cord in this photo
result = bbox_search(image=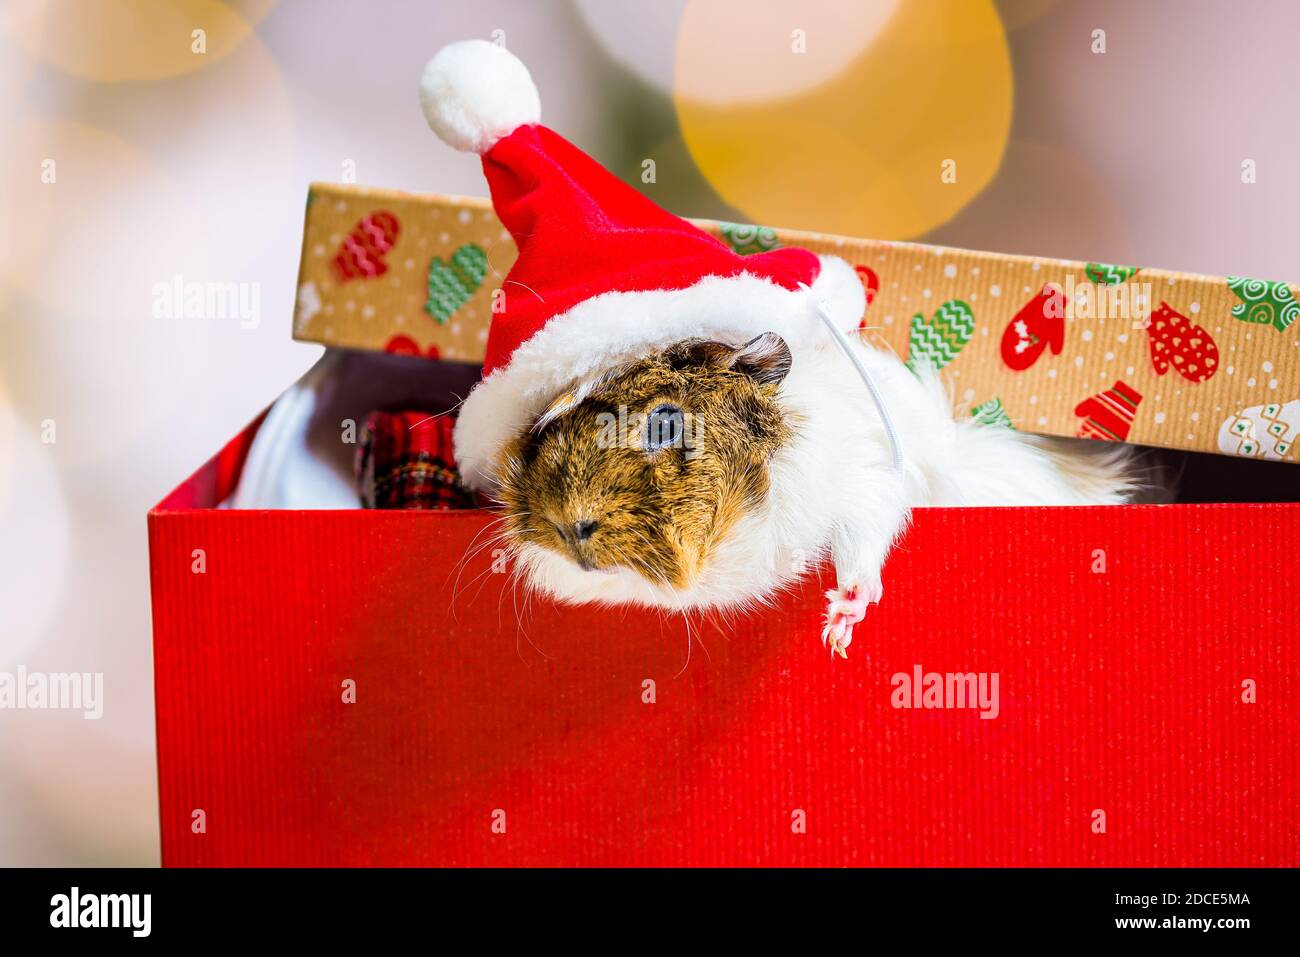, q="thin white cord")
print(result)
[811,298,904,474]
